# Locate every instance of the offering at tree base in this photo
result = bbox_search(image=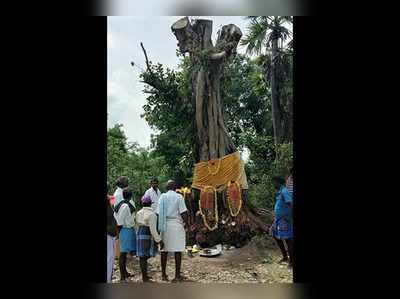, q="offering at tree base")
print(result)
[199,244,222,257]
